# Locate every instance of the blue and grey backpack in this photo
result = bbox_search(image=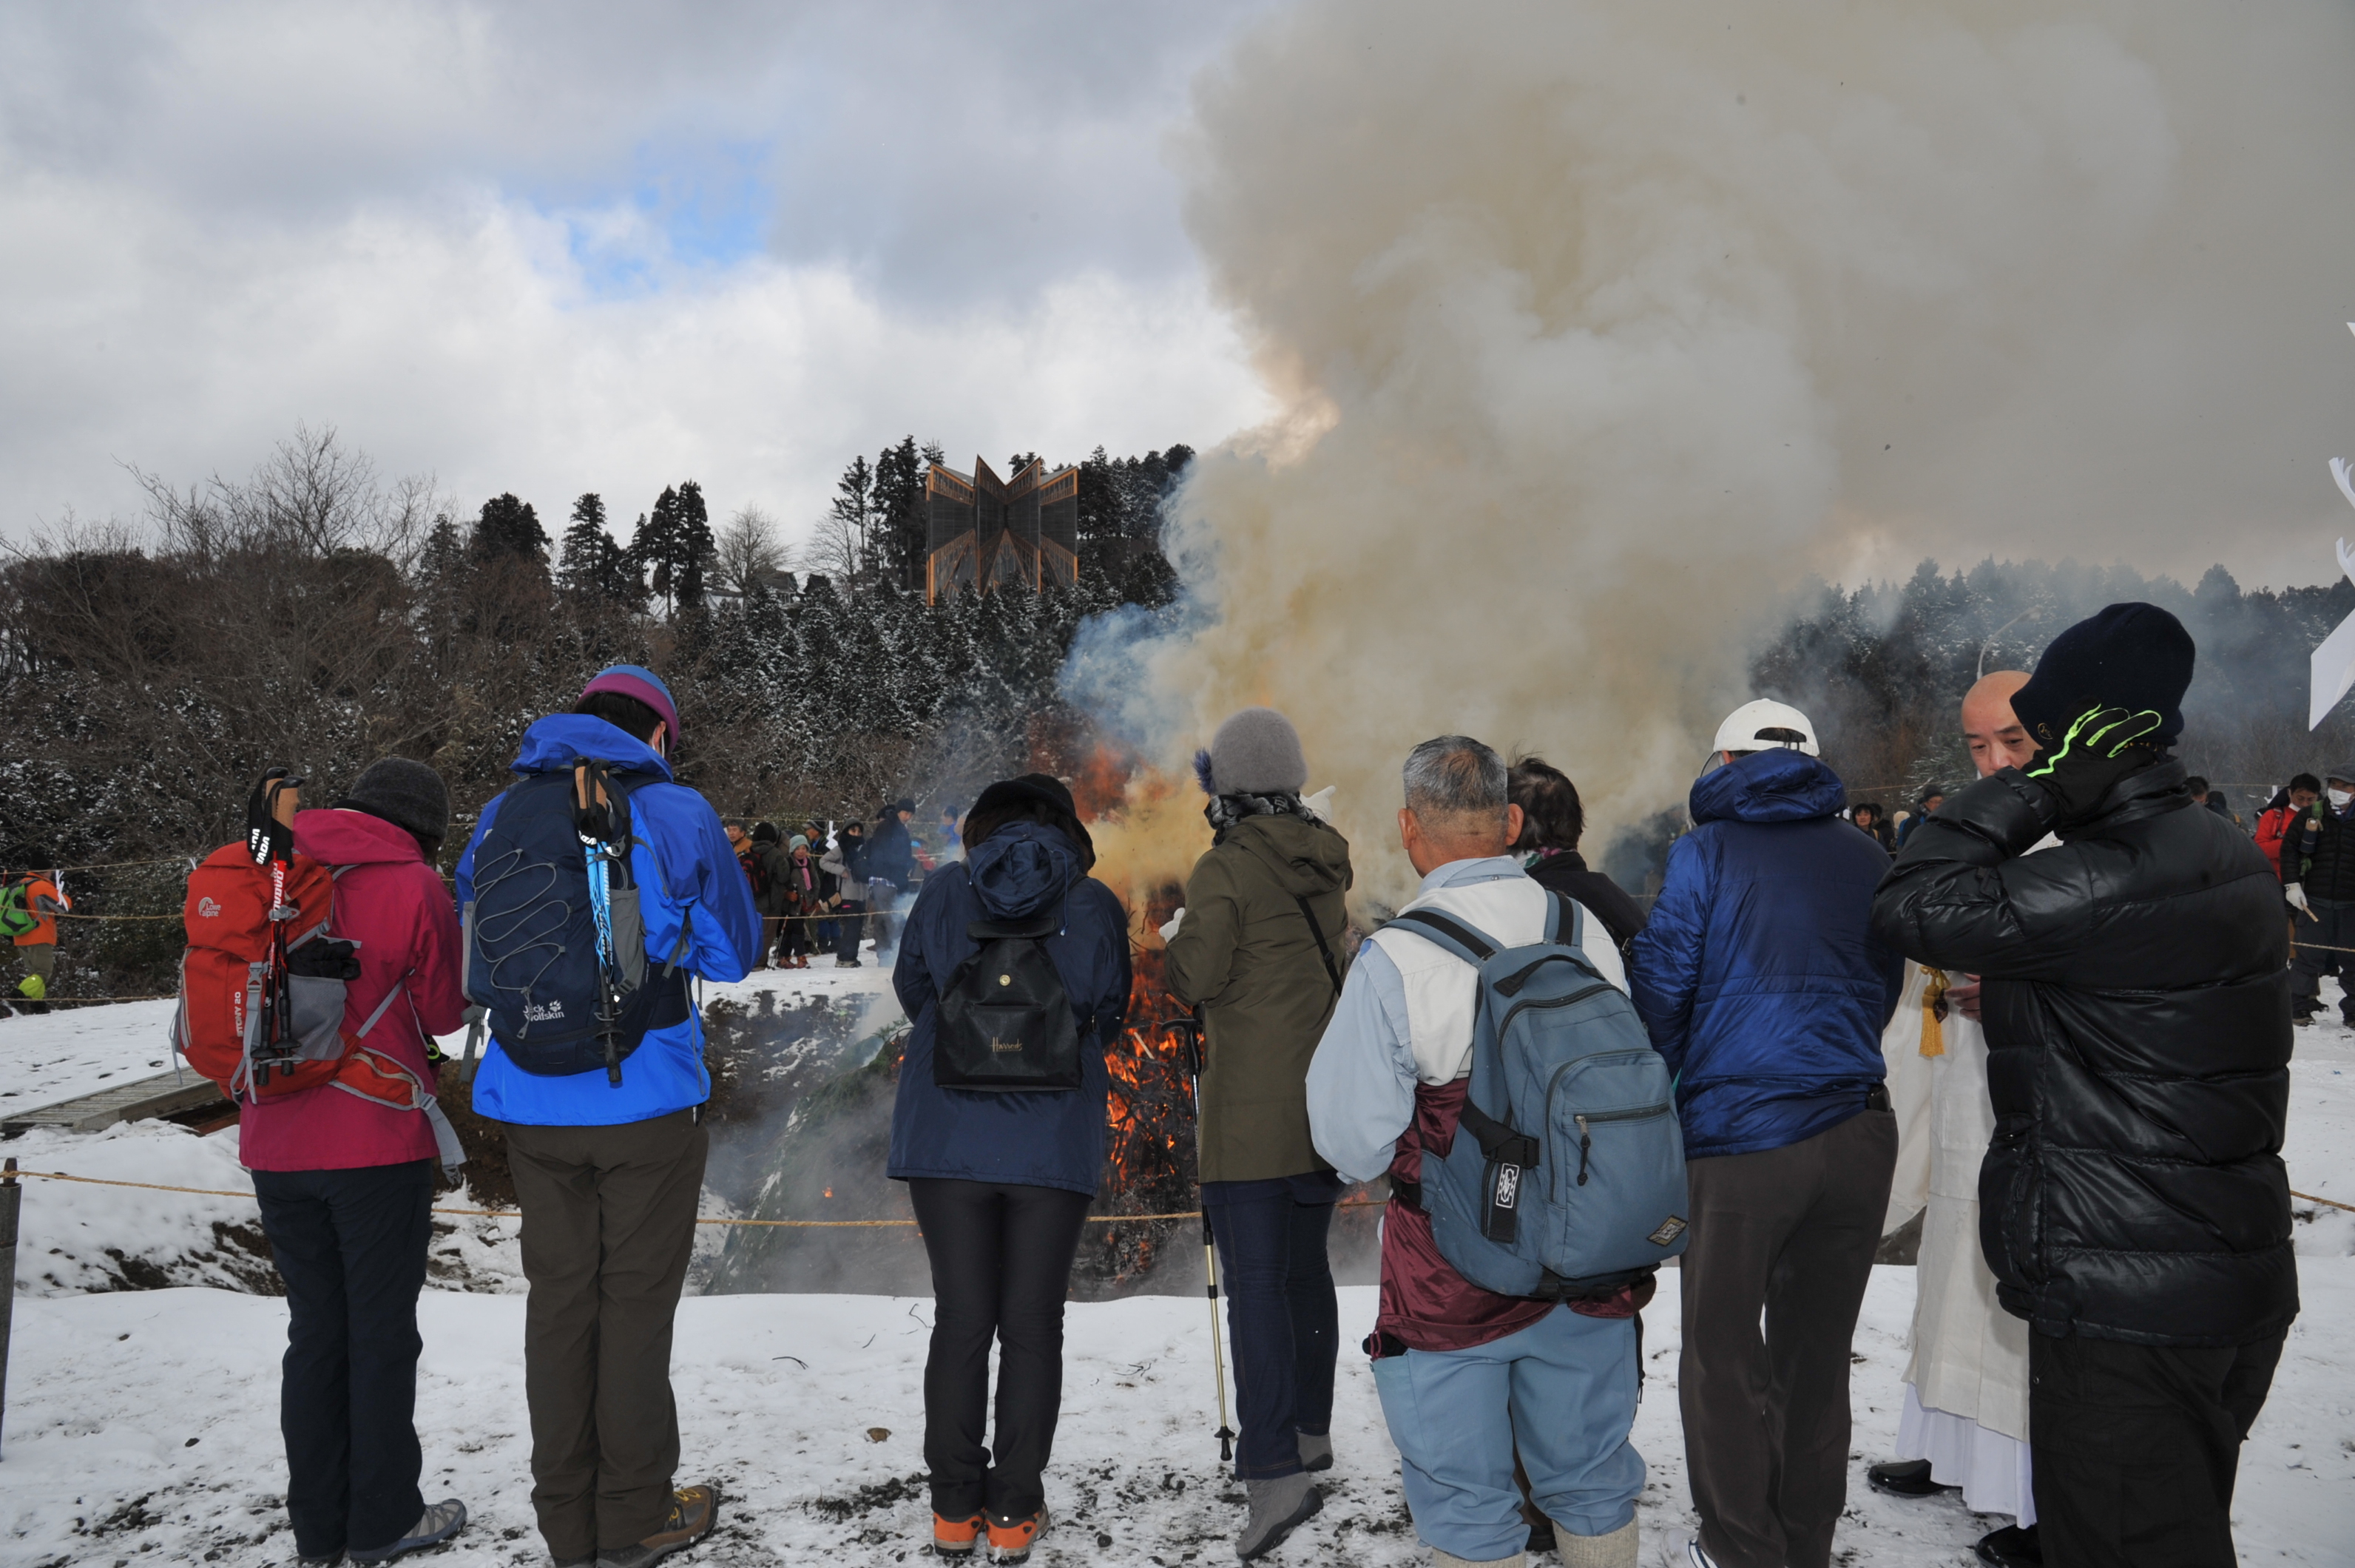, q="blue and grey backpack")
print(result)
[462,759,691,1084]
[1391,892,1689,1299]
